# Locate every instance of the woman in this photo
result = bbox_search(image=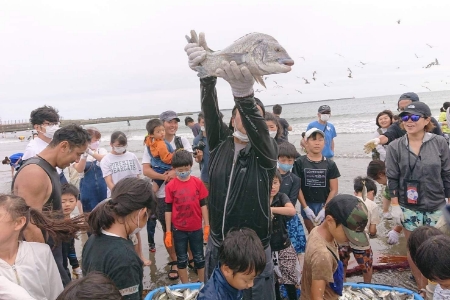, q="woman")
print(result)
[0,194,87,300]
[265,112,286,145]
[82,177,156,300]
[372,110,394,161]
[386,102,450,295]
[2,153,23,179]
[73,128,108,212]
